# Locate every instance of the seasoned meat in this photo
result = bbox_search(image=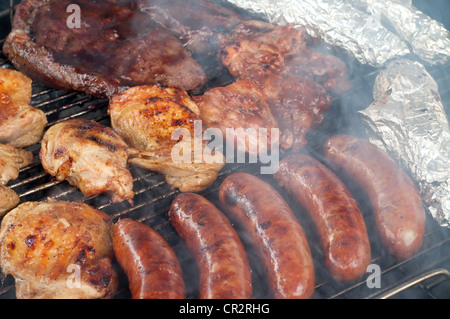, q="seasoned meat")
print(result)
[109,85,224,192]
[39,119,134,204]
[0,68,47,148]
[0,201,118,299]
[192,78,282,155]
[220,20,350,95]
[0,143,33,186]
[0,185,20,216]
[220,20,307,78]
[241,70,332,152]
[283,49,351,95]
[4,0,207,97]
